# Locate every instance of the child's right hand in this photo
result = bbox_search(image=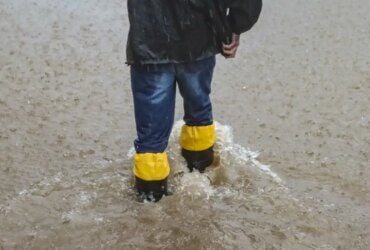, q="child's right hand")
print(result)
[222,33,240,58]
